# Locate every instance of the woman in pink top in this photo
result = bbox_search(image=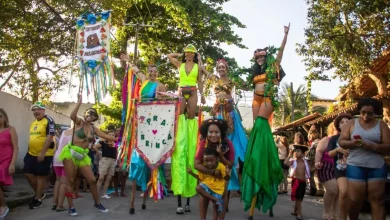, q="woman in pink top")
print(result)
[0,109,19,218]
[52,127,75,214]
[315,123,339,220]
